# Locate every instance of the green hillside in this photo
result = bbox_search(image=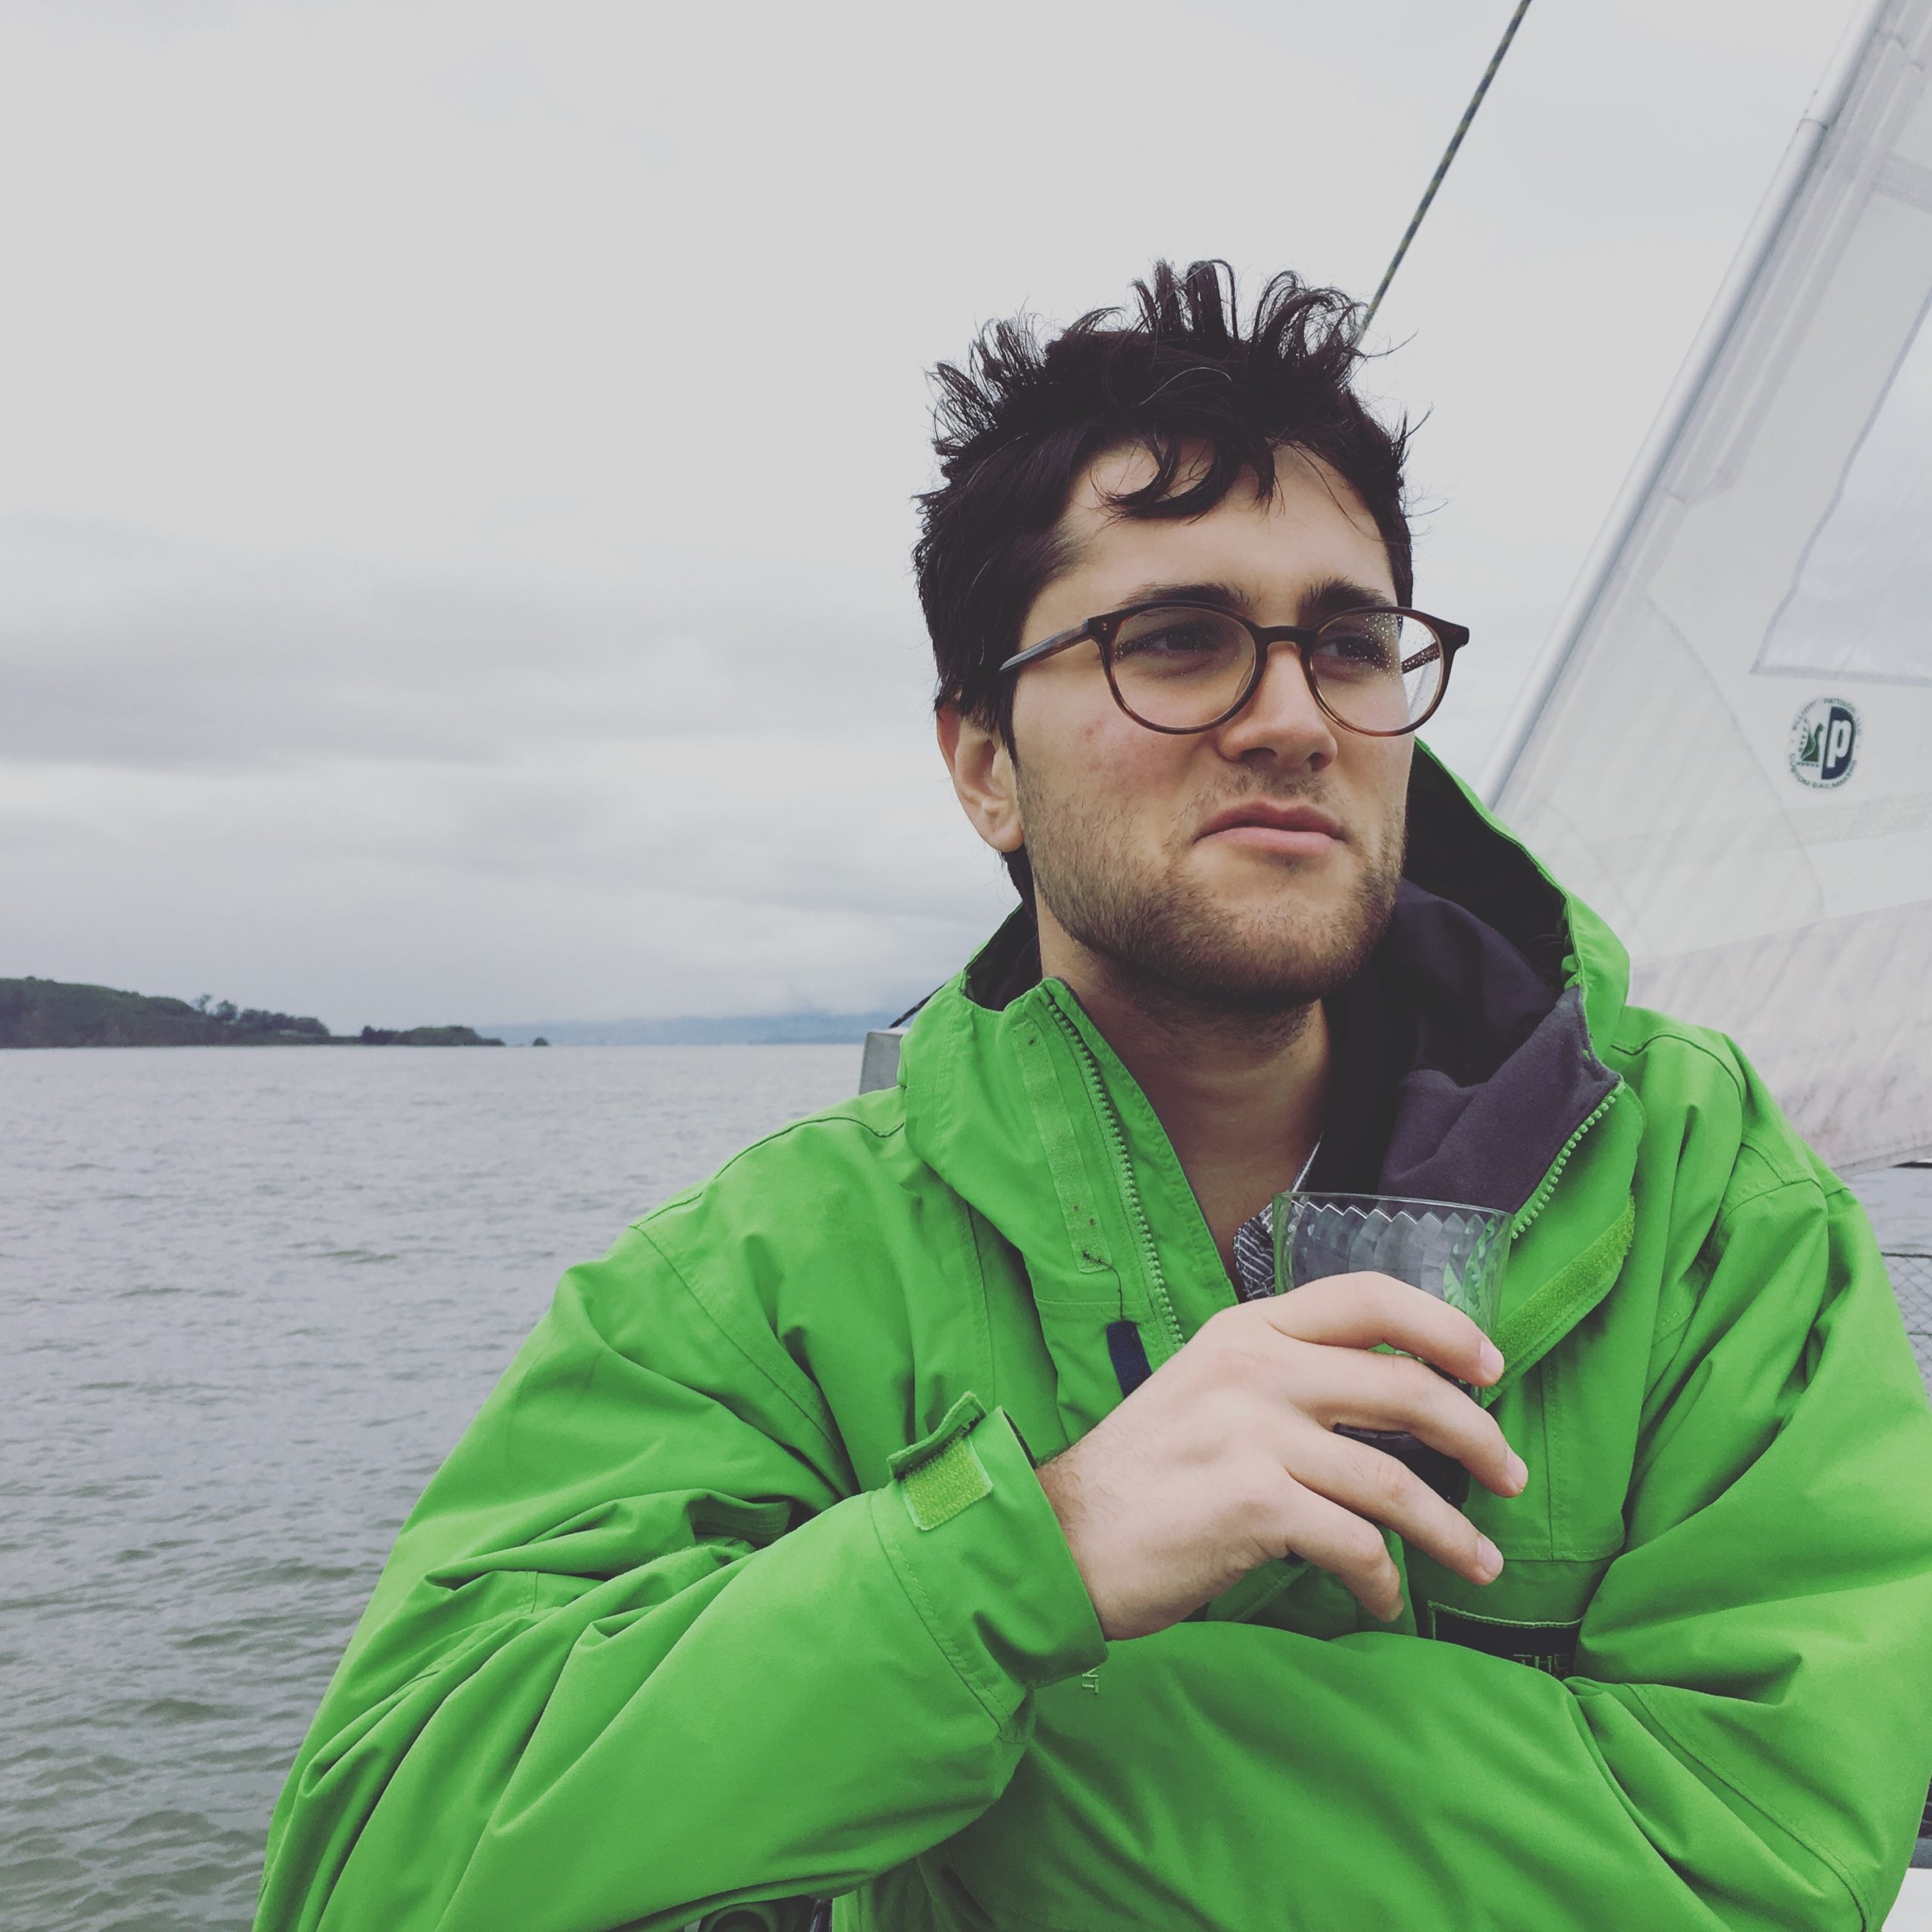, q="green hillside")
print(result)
[0,979,501,1048]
